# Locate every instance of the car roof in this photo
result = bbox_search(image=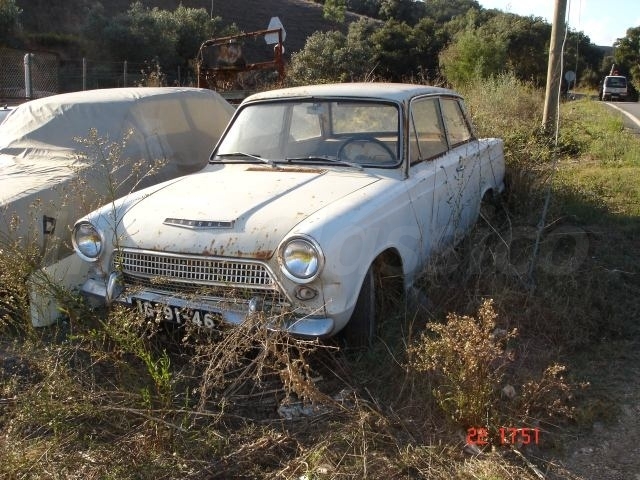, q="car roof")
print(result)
[244,82,459,103]
[12,86,222,108]
[0,87,235,206]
